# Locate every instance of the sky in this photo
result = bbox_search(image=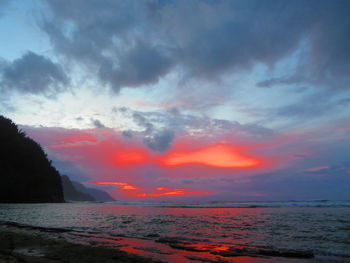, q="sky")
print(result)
[1,0,350,201]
